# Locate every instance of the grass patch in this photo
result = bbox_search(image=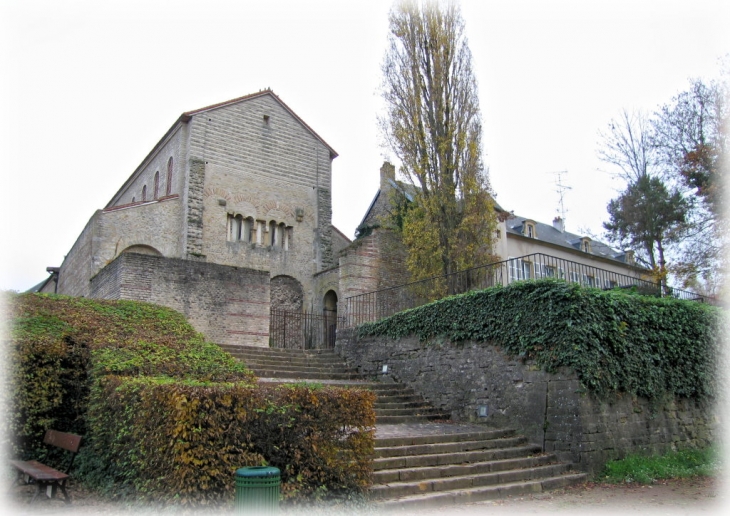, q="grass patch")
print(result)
[601,447,720,484]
